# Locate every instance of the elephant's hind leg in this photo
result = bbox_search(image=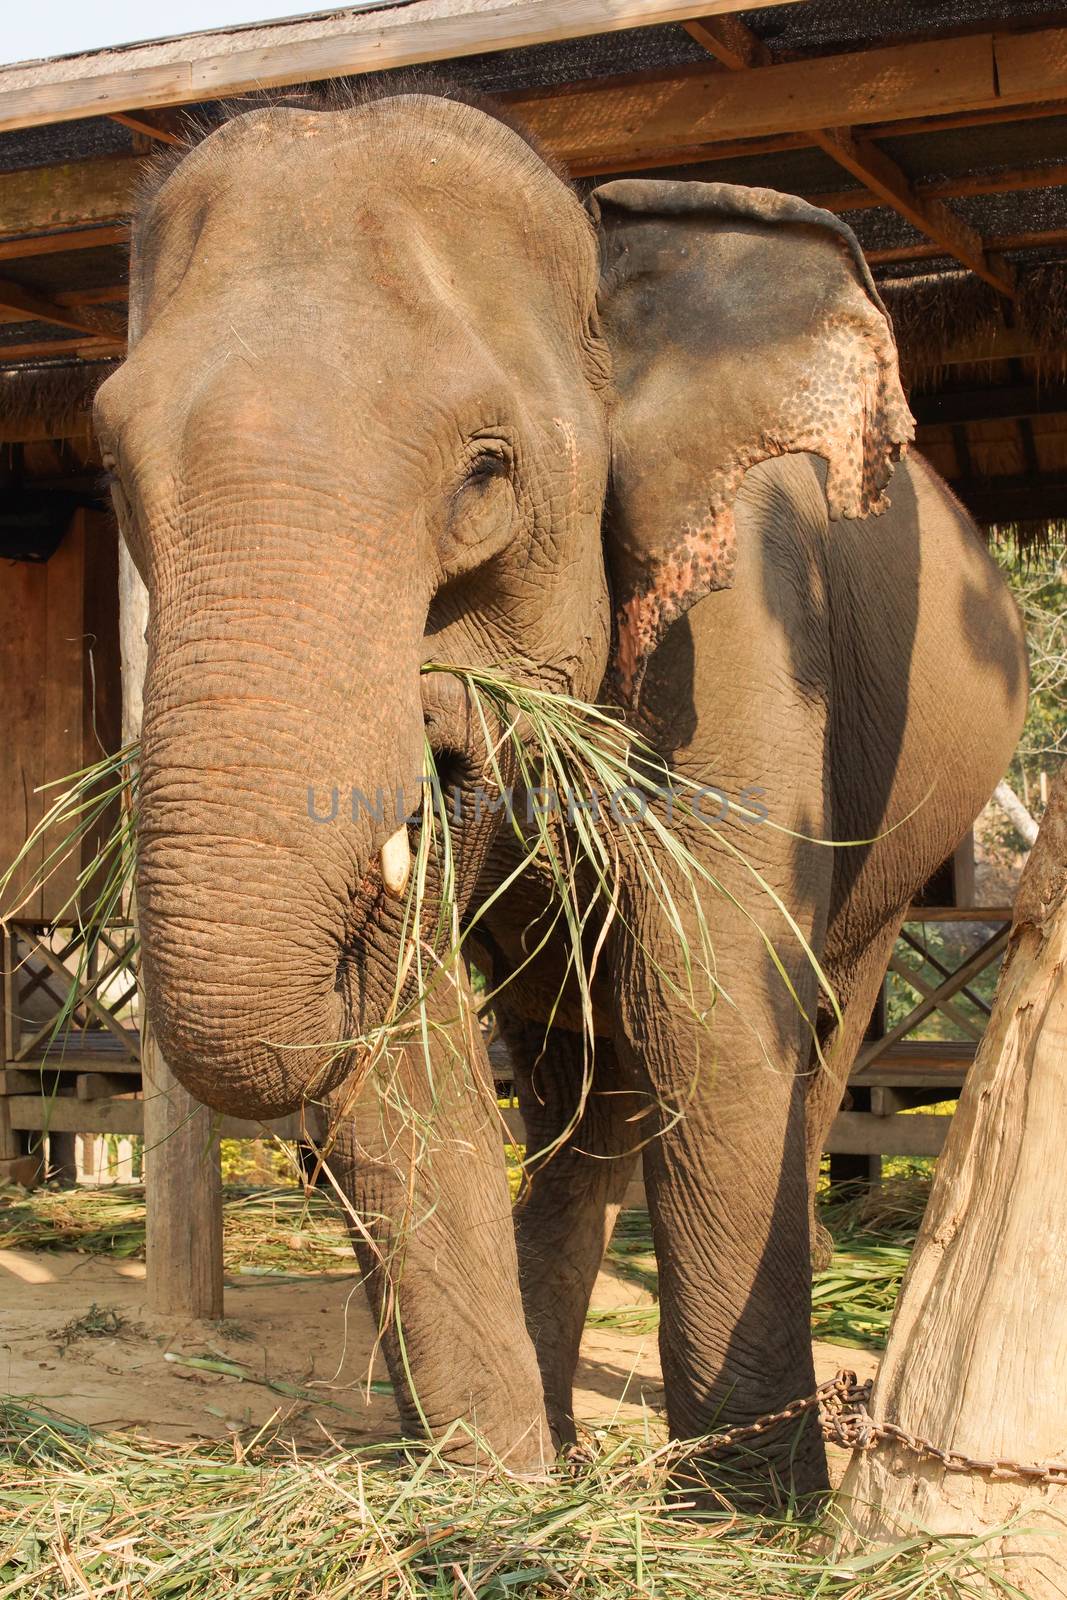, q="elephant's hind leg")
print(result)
[503,1018,642,1446]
